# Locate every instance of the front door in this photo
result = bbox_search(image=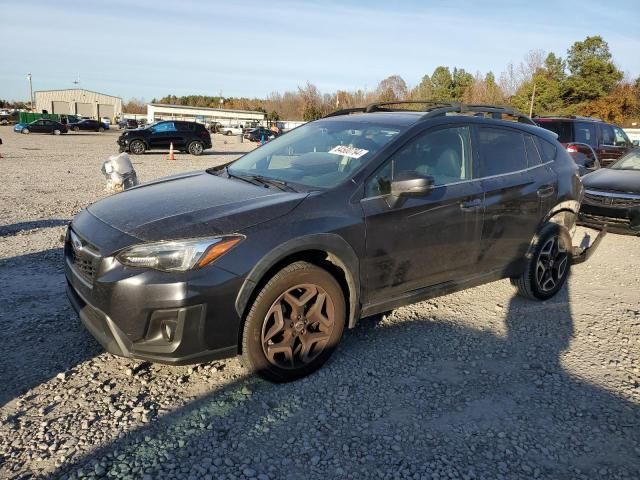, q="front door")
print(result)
[362,124,484,304]
[597,124,627,166]
[149,121,178,149]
